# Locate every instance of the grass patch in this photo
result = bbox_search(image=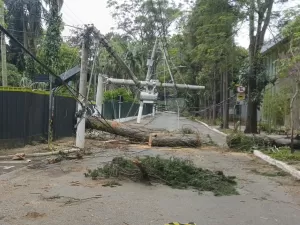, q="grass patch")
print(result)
[85,156,238,196]
[266,147,300,162]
